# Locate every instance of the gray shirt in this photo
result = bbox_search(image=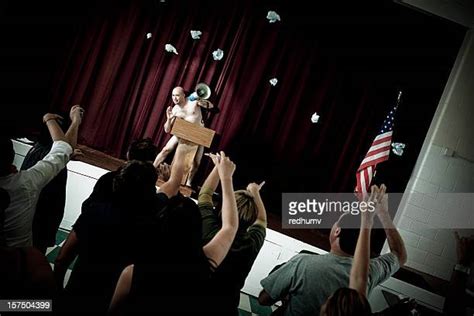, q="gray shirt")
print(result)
[260,252,400,316]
